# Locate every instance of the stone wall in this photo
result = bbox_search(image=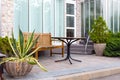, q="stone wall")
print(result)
[1,0,14,37]
[76,0,81,38]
